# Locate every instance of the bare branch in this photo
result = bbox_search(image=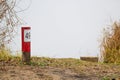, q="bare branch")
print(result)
[0,0,21,48]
